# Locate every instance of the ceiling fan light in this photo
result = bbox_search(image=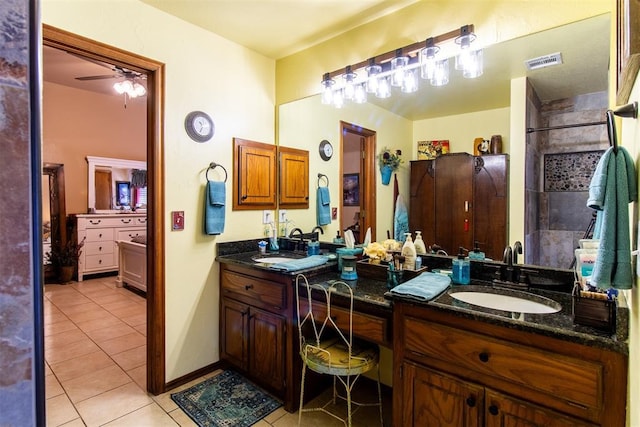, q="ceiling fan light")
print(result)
[121,80,134,94]
[134,83,147,96]
[113,81,125,94]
